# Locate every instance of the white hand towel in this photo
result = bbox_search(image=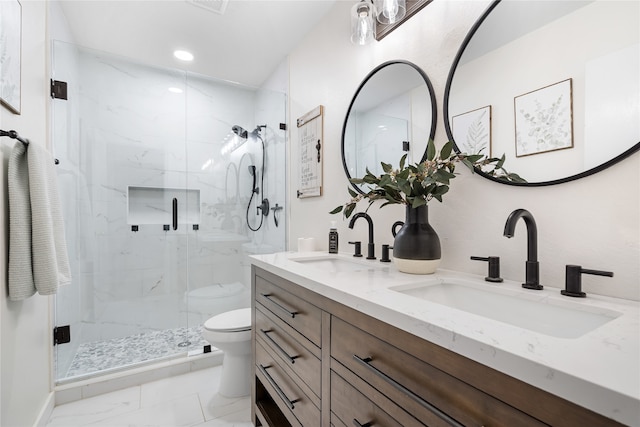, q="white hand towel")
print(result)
[8,141,35,300]
[8,141,71,300]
